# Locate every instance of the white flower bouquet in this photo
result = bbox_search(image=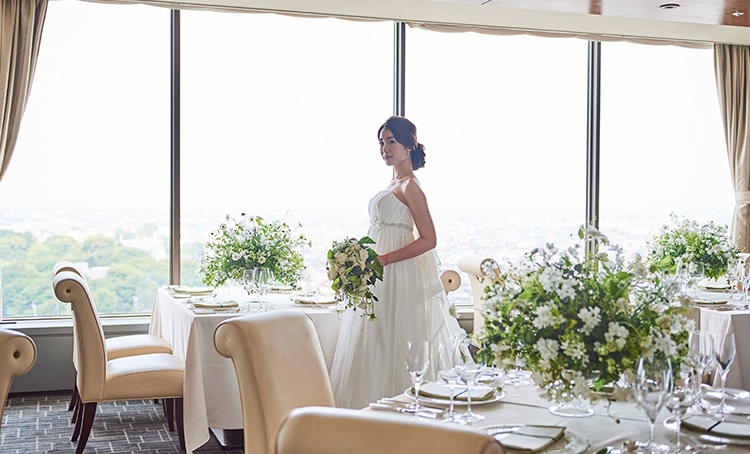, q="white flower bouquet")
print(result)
[327,236,384,320]
[476,227,695,403]
[200,213,309,287]
[647,214,738,279]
